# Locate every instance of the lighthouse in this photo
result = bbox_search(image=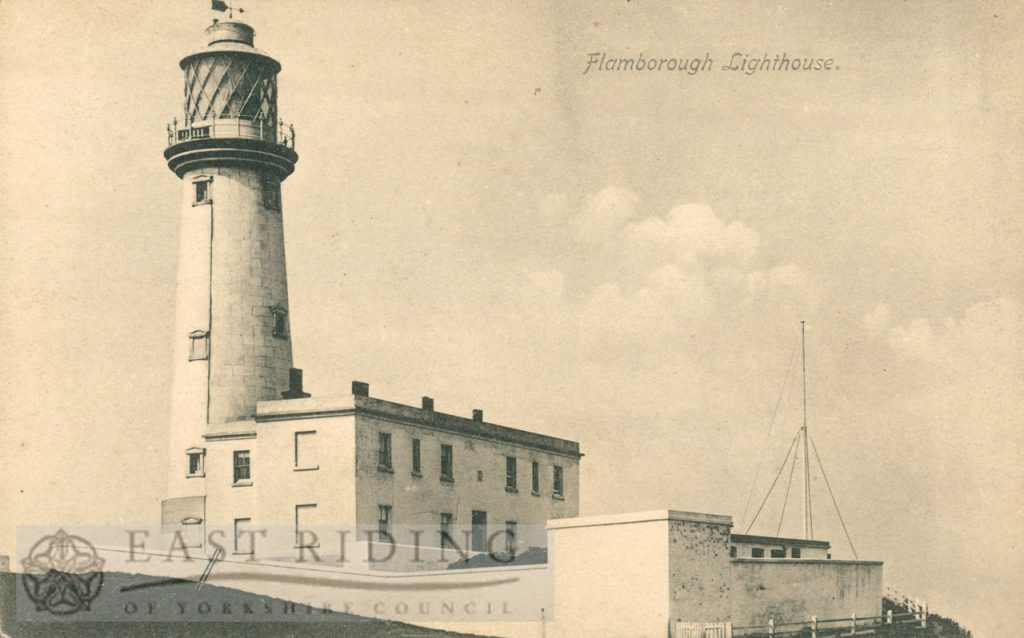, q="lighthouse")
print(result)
[156,16,580,559]
[163,19,299,507]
